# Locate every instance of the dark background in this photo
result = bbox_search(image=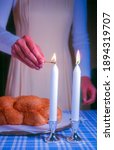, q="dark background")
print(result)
[0,0,97,109]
